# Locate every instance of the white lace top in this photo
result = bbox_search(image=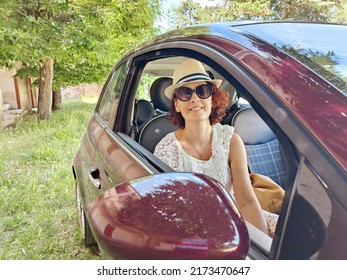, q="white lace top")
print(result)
[154,123,234,190]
